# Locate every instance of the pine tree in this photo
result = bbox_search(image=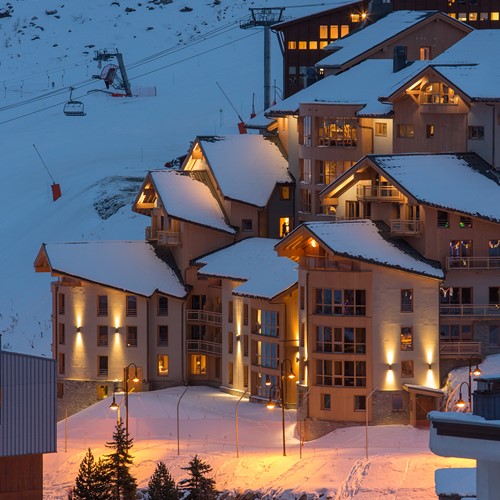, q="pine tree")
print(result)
[147,461,179,500]
[179,455,217,500]
[103,418,137,500]
[73,448,111,499]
